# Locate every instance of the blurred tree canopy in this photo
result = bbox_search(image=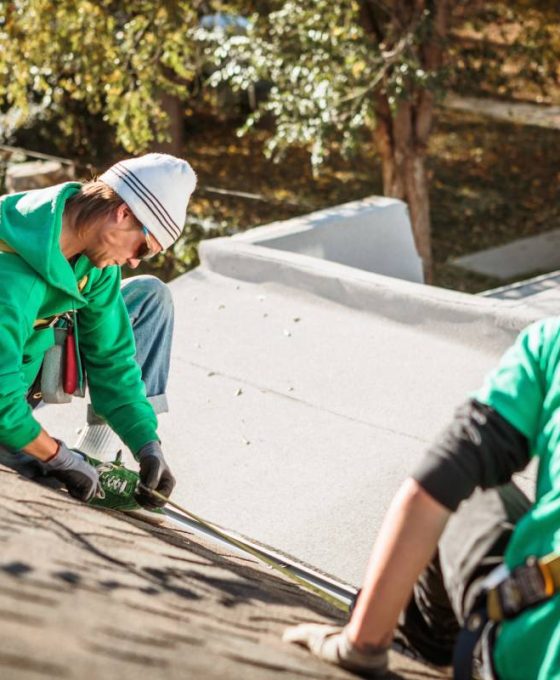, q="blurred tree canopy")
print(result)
[197,0,449,277]
[198,0,558,277]
[450,1,558,101]
[0,0,200,153]
[0,1,558,279]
